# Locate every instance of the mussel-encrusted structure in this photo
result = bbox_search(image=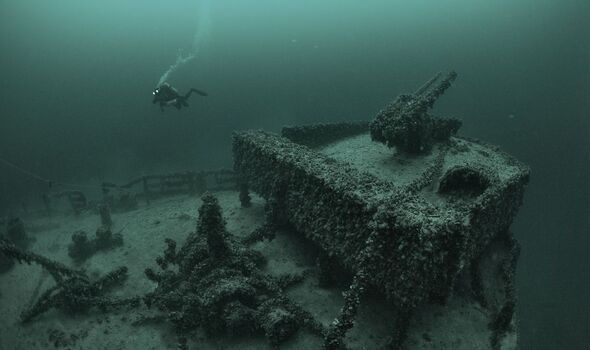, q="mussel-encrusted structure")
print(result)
[143,193,324,349]
[233,72,530,348]
[370,71,462,155]
[0,238,138,322]
[67,226,124,263]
